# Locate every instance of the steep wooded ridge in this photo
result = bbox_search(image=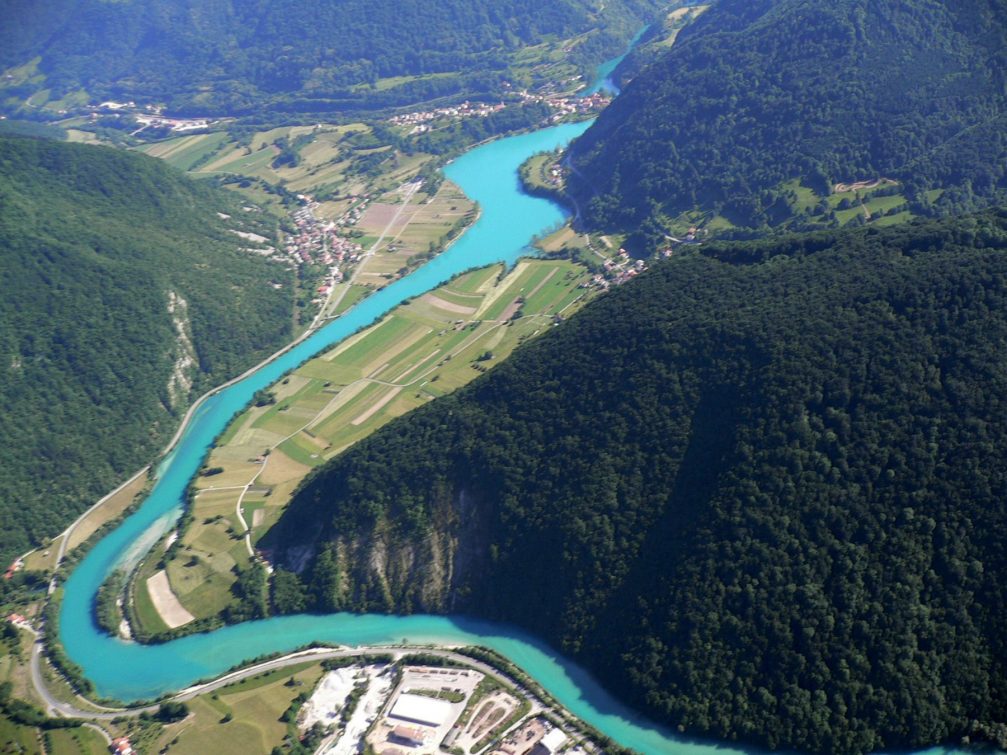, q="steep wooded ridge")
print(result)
[268,212,1007,753]
[0,135,292,563]
[0,0,658,116]
[568,0,1007,236]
